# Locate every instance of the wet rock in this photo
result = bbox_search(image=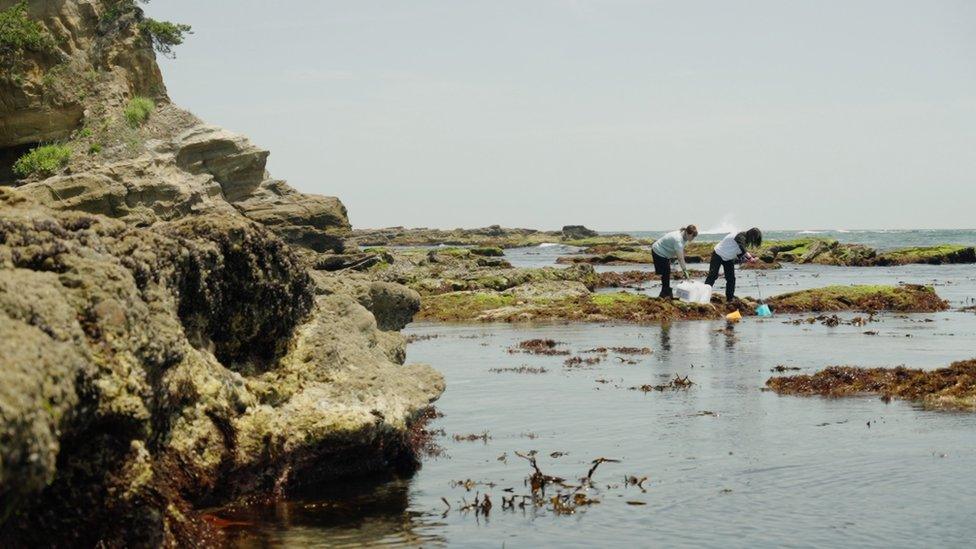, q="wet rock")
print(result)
[366,281,422,331]
[874,246,976,266]
[767,285,948,313]
[0,191,442,545]
[561,225,598,239]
